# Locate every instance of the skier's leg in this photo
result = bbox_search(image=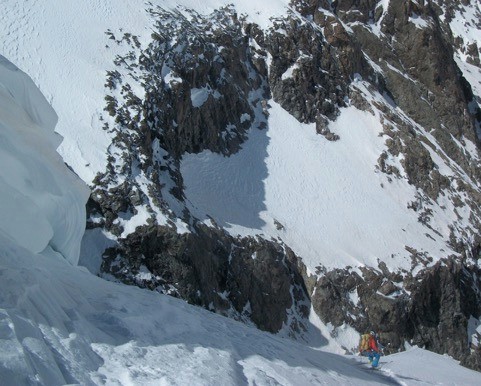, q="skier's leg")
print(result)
[367,351,373,363]
[371,352,380,367]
